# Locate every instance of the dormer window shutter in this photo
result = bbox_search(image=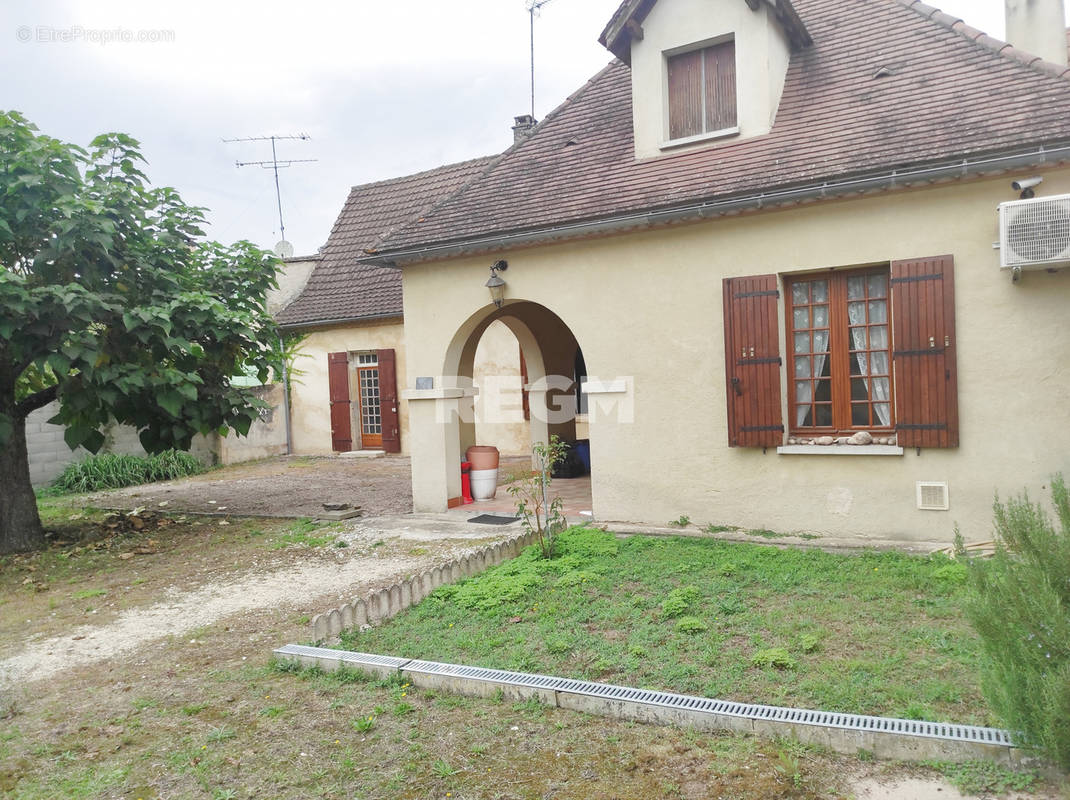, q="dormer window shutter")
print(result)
[668,40,737,140]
